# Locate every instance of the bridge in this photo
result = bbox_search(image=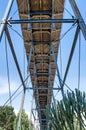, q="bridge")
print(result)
[0,0,86,130]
